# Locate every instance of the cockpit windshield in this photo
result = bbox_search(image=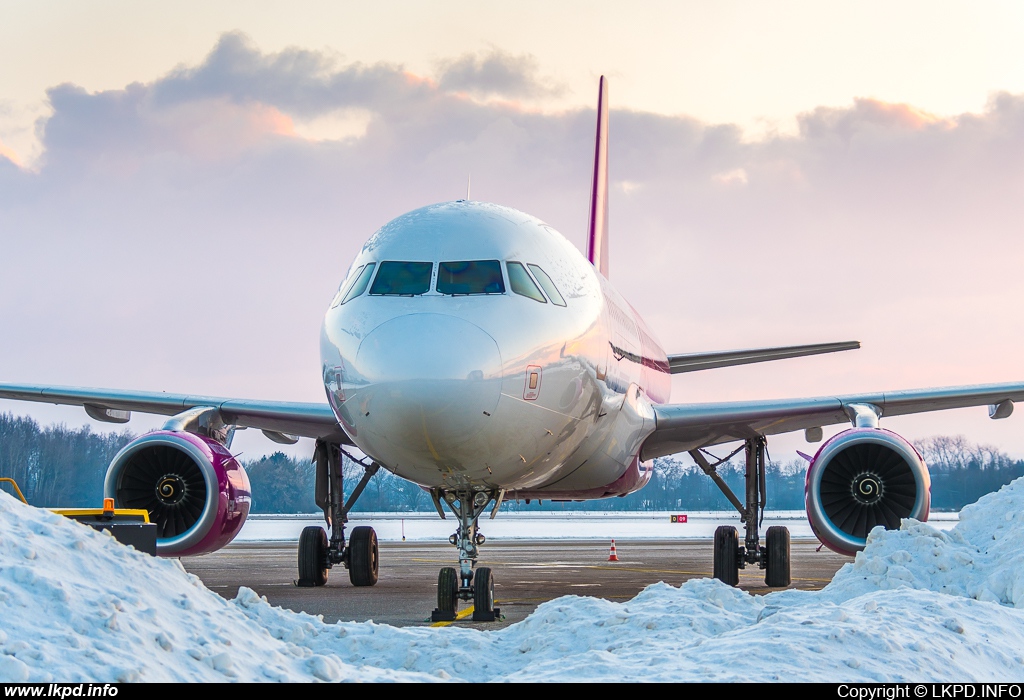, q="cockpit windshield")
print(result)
[436,260,505,295]
[506,261,547,303]
[369,261,433,296]
[338,263,375,305]
[330,264,362,308]
[527,264,566,306]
